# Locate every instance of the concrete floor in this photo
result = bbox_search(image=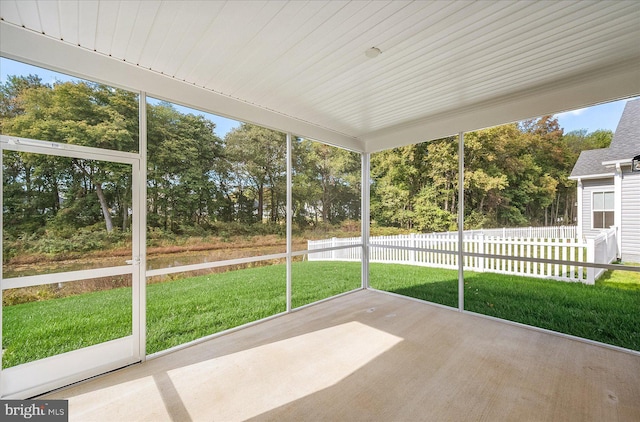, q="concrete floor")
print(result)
[43,289,640,421]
